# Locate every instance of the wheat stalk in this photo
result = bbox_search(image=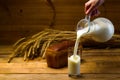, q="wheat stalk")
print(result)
[8,29,76,62]
[8,29,120,62]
